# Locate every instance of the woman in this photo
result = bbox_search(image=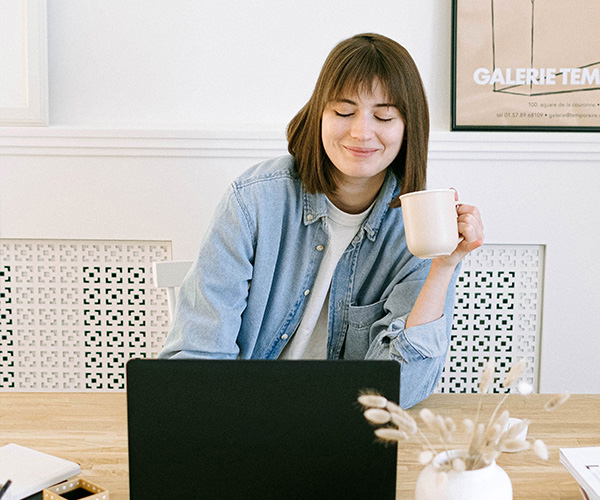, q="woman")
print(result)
[159,33,484,408]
